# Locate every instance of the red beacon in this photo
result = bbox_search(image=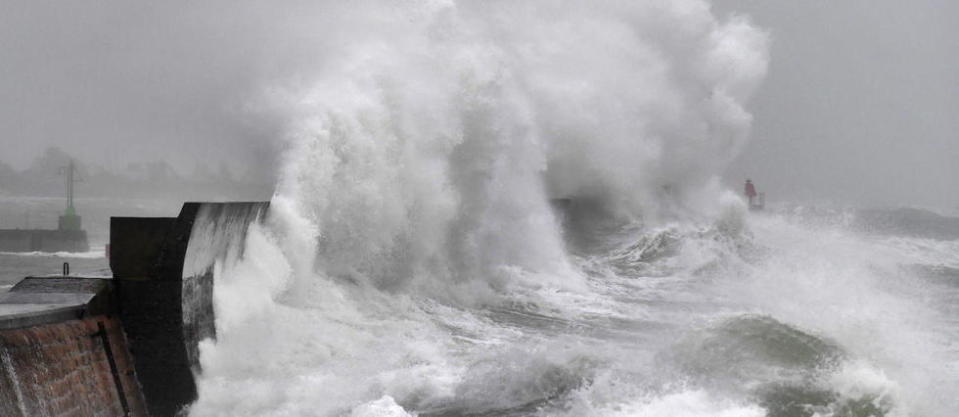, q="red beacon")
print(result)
[744,179,765,211]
